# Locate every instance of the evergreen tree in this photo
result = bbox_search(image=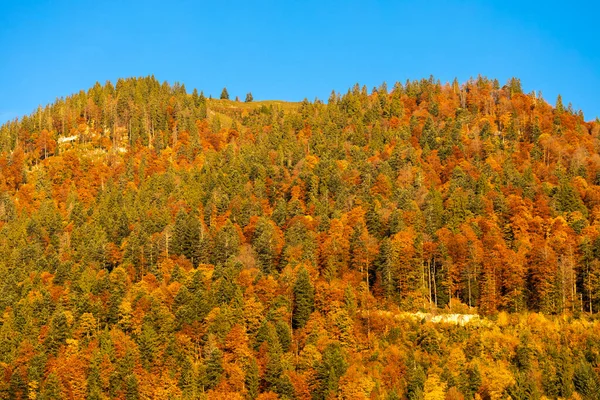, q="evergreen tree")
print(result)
[556,94,565,113]
[292,267,315,329]
[39,372,62,400]
[220,87,230,100]
[573,361,600,399]
[556,178,586,215]
[172,210,201,264]
[125,374,140,400]
[264,323,283,391]
[204,347,223,390]
[275,319,292,352]
[245,358,260,400]
[45,309,71,354]
[252,218,280,274]
[314,343,348,400]
[245,92,254,102]
[137,322,159,370]
[212,220,241,265]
